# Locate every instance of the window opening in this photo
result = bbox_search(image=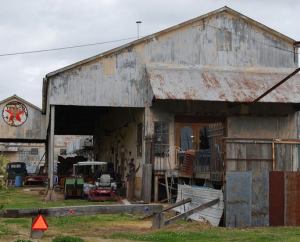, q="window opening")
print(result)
[199,126,209,149]
[31,148,38,155]
[154,122,169,157]
[60,149,67,155]
[180,126,194,151]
